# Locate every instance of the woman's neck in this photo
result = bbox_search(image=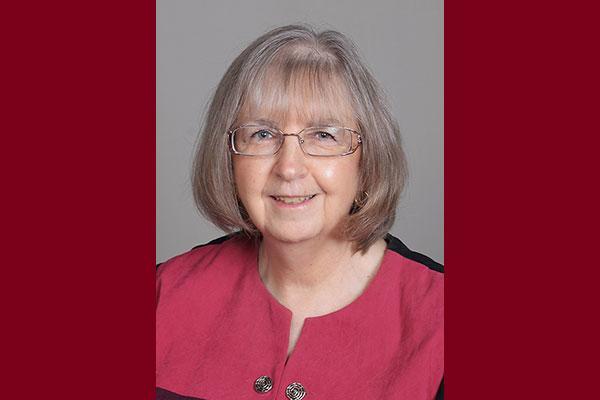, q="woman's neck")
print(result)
[258,235,387,315]
[259,235,352,288]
